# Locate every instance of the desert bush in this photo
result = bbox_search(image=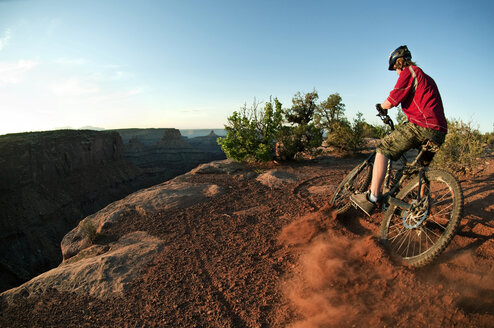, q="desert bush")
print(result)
[314,93,346,134]
[395,109,407,126]
[361,121,382,138]
[326,112,367,151]
[277,90,324,159]
[219,91,333,162]
[483,131,494,149]
[285,90,319,125]
[432,119,484,174]
[218,98,283,162]
[276,123,323,160]
[372,124,390,138]
[81,220,101,244]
